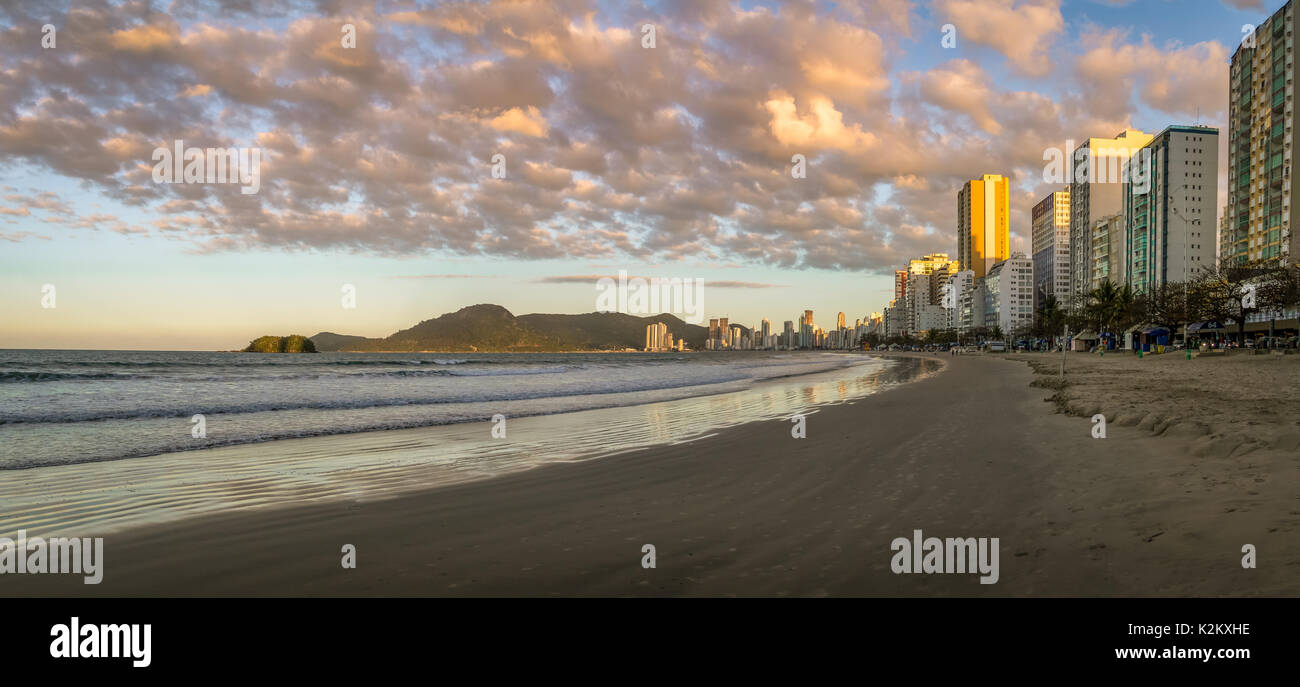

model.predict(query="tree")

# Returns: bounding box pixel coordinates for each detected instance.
[242,334,318,353]
[1143,281,1192,343]
[1115,284,1140,333]
[1085,280,1121,334]
[1034,294,1065,339]
[1191,261,1271,345]
[1257,263,1300,344]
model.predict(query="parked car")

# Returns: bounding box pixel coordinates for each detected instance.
[1258,336,1294,349]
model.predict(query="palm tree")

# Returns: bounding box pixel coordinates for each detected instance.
[1086,280,1121,334]
[1036,293,1064,339]
[1115,284,1137,332]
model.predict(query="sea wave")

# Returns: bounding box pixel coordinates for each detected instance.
[0,364,572,384]
[0,371,751,424]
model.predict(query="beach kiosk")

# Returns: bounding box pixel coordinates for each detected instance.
[1072,329,1099,352]
[1136,326,1170,353]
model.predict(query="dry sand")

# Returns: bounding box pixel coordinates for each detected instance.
[3,352,1296,597]
[1027,349,1300,457]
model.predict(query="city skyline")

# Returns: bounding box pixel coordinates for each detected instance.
[0,1,1277,349]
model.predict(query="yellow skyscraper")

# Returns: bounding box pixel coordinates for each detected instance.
[957,174,1010,280]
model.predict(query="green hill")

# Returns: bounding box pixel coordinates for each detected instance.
[308,331,377,352]
[308,304,722,352]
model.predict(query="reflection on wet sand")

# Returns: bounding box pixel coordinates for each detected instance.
[0,355,938,539]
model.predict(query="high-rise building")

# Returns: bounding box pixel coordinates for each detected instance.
[783,320,795,349]
[958,278,985,334]
[644,322,668,351]
[894,269,908,306]
[1068,129,1153,298]
[909,252,957,277]
[1220,209,1233,266]
[902,253,955,332]
[943,270,974,330]
[1090,214,1125,289]
[1031,189,1070,309]
[1123,125,1219,293]
[1227,6,1299,265]
[836,312,846,330]
[884,305,906,339]
[957,175,1010,280]
[984,254,1035,336]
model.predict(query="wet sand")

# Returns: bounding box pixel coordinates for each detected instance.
[3,353,1296,596]
[0,354,920,539]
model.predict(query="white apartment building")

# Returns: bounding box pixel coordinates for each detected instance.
[983,253,1035,336]
[1069,129,1153,298]
[942,270,974,330]
[1031,189,1070,308]
[1122,125,1219,293]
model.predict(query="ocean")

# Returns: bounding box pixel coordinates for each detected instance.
[0,349,910,469]
[0,349,930,537]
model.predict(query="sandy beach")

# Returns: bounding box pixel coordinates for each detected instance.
[3,352,1296,597]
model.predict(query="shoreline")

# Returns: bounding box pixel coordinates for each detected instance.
[3,352,1294,596]
[0,354,928,541]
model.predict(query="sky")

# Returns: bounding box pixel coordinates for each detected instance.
[0,0,1277,349]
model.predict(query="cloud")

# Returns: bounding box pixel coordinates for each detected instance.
[0,0,1231,281]
[1076,28,1229,120]
[764,94,878,151]
[935,0,1064,76]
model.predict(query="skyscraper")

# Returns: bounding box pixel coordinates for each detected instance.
[943,270,974,330]
[1068,129,1153,298]
[1123,125,1218,293]
[903,253,956,333]
[1227,6,1299,265]
[957,174,1010,280]
[800,310,814,349]
[644,322,668,351]
[984,254,1035,336]
[1031,189,1070,309]
[1090,214,1125,290]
